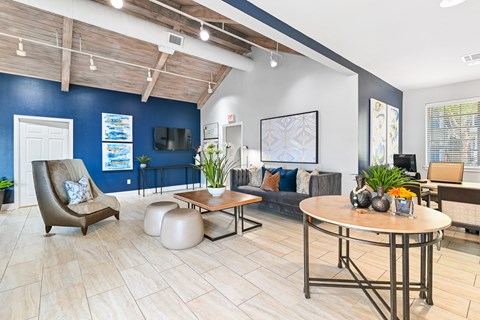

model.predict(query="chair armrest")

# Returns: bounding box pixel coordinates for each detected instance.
[230,168,250,189]
[309,172,342,197]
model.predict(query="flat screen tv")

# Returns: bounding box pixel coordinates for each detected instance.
[154,127,192,151]
[393,154,417,172]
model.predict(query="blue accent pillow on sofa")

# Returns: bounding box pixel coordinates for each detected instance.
[279,168,298,192]
[261,166,282,180]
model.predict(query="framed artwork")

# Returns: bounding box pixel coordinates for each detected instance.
[387,105,400,165]
[369,99,400,165]
[203,122,219,140]
[102,143,133,171]
[102,113,133,142]
[261,111,318,163]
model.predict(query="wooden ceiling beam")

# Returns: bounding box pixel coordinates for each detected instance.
[61,17,73,92]
[141,52,170,102]
[197,65,232,109]
[179,5,238,24]
[91,0,250,54]
[247,37,299,55]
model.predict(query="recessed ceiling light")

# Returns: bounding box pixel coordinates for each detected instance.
[440,0,467,8]
[111,0,123,9]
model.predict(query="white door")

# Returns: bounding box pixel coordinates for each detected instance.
[223,123,243,189]
[19,119,71,207]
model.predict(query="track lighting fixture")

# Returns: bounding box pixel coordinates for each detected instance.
[16,38,26,57]
[147,69,153,82]
[207,82,213,94]
[111,0,124,9]
[269,52,278,68]
[89,55,97,71]
[199,23,209,41]
[440,0,466,7]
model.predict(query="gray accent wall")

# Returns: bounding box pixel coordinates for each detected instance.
[202,48,358,194]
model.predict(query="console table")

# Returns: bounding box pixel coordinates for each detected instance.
[300,195,451,320]
[137,165,199,197]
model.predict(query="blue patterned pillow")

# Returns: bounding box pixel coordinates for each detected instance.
[64,176,93,205]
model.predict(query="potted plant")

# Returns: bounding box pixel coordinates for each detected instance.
[193,143,237,196]
[136,155,151,169]
[0,178,14,209]
[362,165,412,212]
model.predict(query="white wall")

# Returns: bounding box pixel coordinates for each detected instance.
[403,78,480,182]
[201,48,359,194]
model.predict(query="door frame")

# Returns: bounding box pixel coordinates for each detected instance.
[13,115,74,209]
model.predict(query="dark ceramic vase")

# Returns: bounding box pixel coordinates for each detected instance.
[371,186,390,212]
[349,175,372,208]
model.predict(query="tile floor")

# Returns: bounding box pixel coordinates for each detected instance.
[0,191,479,320]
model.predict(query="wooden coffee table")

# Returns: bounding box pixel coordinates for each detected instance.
[173,190,262,241]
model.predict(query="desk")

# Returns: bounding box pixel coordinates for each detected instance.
[419,180,480,190]
[137,165,199,197]
[300,195,451,320]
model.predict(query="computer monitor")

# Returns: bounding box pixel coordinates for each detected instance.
[393,154,417,173]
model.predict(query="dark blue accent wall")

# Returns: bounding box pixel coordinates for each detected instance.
[0,73,200,203]
[222,0,403,171]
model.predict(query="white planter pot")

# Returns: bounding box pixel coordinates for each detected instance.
[140,163,147,169]
[207,187,226,197]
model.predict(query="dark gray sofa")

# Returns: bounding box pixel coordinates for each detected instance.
[230,168,341,216]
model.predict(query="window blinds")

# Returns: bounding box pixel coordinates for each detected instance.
[426,99,480,167]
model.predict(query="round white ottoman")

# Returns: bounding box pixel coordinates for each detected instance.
[161,208,204,250]
[144,201,179,236]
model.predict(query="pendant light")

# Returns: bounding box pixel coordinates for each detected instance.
[147,69,153,82]
[89,55,97,71]
[111,0,123,9]
[16,38,26,57]
[199,23,210,41]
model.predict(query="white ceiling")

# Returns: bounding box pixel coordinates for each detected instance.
[201,0,480,91]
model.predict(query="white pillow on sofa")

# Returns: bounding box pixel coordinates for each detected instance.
[248,166,263,187]
[296,170,319,195]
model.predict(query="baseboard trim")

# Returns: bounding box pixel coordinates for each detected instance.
[106,183,205,197]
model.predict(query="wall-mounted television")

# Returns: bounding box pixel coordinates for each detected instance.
[154,127,192,151]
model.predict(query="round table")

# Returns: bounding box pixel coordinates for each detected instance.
[300,195,451,320]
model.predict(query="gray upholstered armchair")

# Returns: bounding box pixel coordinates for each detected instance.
[32,159,120,235]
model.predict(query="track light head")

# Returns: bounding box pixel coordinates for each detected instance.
[207,82,213,94]
[440,0,466,7]
[16,38,26,57]
[147,69,153,82]
[89,55,97,71]
[199,23,210,41]
[111,0,123,9]
[269,52,278,68]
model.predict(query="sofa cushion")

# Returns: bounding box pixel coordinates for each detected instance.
[279,168,298,192]
[64,176,93,205]
[296,169,320,194]
[261,166,282,180]
[67,194,119,215]
[261,171,280,192]
[248,166,262,187]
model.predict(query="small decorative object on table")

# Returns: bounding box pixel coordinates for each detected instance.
[388,187,416,217]
[193,143,238,197]
[362,165,412,213]
[136,155,151,169]
[349,175,372,208]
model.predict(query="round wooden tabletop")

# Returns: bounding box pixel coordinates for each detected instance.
[300,195,452,234]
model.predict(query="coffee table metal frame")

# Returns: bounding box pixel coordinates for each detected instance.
[303,214,444,320]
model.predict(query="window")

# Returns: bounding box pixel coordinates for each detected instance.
[426,98,480,168]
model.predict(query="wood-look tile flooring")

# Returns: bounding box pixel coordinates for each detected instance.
[0,191,479,320]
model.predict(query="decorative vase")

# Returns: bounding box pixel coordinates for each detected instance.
[394,198,414,216]
[207,186,226,197]
[349,175,372,208]
[371,186,390,212]
[140,163,147,169]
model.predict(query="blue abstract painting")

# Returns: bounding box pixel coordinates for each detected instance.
[102,113,133,142]
[102,143,133,171]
